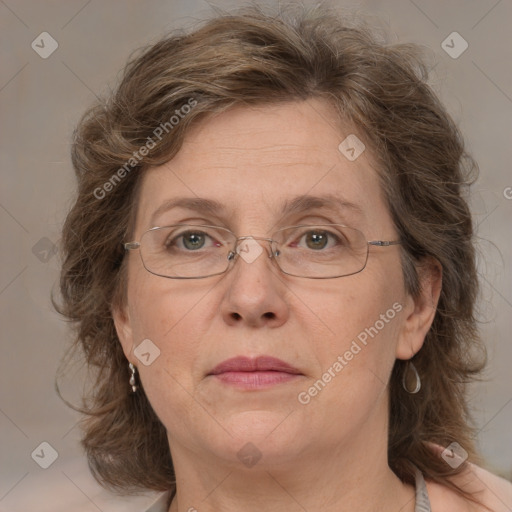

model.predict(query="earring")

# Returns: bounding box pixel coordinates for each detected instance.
[129,362,138,393]
[402,360,421,394]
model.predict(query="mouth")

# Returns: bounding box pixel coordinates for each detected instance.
[207,356,303,390]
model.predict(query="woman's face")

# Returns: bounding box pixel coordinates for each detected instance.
[114,99,433,471]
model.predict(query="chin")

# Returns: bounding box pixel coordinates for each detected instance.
[206,410,309,466]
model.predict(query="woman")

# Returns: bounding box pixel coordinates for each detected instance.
[58,5,512,512]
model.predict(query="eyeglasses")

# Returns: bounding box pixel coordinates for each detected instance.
[123,224,401,279]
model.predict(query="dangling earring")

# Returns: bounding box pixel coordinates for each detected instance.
[402,360,421,394]
[129,363,138,393]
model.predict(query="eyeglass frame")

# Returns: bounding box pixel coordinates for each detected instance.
[123,223,402,280]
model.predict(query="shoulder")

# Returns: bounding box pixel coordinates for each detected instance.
[468,464,512,512]
[426,464,512,512]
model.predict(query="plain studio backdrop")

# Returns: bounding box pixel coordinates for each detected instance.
[0,1,511,510]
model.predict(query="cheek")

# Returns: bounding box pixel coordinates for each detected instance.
[125,280,213,441]
[127,256,211,335]
[125,272,209,385]
[305,268,406,391]
[296,294,404,439]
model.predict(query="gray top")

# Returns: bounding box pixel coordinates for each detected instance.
[148,469,432,511]
[414,467,432,512]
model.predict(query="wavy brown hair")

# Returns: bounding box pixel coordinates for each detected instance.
[57,3,486,502]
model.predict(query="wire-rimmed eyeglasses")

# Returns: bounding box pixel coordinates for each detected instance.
[123,224,401,279]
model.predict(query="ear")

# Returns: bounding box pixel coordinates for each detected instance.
[112,302,136,363]
[396,257,442,360]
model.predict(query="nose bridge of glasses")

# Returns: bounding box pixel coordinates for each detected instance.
[234,235,276,262]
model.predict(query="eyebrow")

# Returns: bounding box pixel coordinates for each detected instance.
[150,194,364,226]
[281,194,364,219]
[150,197,226,225]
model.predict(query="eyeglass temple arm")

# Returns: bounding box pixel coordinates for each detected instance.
[368,240,401,247]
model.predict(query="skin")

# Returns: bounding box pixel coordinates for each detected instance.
[114,98,444,512]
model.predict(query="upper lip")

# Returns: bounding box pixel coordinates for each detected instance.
[208,356,302,375]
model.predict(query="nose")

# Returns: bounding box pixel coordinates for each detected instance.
[219,237,290,328]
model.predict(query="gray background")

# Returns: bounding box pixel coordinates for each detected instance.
[1,0,511,510]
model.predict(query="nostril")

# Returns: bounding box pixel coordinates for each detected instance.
[263,312,276,320]
[231,312,242,321]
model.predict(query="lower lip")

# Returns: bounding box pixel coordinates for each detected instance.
[211,371,301,389]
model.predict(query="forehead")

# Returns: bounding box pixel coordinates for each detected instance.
[135,99,391,233]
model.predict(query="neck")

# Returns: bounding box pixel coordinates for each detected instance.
[167,419,416,512]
